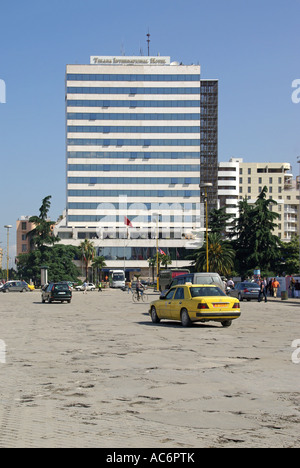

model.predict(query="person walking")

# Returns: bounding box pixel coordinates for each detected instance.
[295,280,300,298]
[258,277,268,303]
[290,277,296,298]
[127,280,132,294]
[83,281,88,294]
[272,278,280,298]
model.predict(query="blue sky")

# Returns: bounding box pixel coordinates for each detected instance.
[0,0,299,261]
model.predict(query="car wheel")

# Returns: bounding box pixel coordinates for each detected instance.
[238,293,243,302]
[222,320,232,328]
[47,297,52,304]
[181,309,192,327]
[151,306,160,324]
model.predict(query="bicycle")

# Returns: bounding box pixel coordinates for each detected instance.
[132,290,148,303]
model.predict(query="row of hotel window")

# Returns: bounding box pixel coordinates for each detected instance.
[67,177,198,185]
[67,164,200,172]
[220,186,288,194]
[67,151,201,159]
[67,74,201,82]
[67,215,198,223]
[67,202,197,210]
[67,112,201,121]
[68,189,198,197]
[67,125,200,134]
[67,138,200,147]
[67,100,200,108]
[67,87,200,95]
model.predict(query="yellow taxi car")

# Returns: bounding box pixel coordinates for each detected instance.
[149,284,241,327]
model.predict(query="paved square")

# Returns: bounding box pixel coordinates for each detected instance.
[0,289,299,447]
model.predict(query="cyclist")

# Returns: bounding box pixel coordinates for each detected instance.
[136,279,145,300]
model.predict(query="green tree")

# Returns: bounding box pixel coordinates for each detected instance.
[279,236,300,275]
[160,253,172,269]
[189,233,235,276]
[91,255,107,283]
[29,196,60,251]
[79,239,96,281]
[231,187,280,276]
[209,207,232,237]
[17,245,80,284]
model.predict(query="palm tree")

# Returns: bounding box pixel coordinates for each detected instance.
[190,233,235,276]
[79,239,96,281]
[161,253,172,269]
[92,255,107,283]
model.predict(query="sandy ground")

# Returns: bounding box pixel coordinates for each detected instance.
[0,288,299,448]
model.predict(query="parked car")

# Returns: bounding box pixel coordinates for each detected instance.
[227,282,260,301]
[75,283,96,291]
[162,272,225,295]
[150,284,240,328]
[42,283,72,303]
[1,281,29,293]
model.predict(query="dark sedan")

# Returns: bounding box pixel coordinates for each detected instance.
[42,283,72,304]
[228,282,260,301]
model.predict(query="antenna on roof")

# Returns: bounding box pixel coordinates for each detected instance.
[147,30,151,56]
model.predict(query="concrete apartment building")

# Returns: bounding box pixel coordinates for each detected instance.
[218,158,300,241]
[54,54,218,276]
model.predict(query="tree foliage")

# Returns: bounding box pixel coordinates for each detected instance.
[29,196,60,250]
[188,233,235,276]
[209,207,232,237]
[17,245,80,284]
[79,239,96,280]
[231,187,281,275]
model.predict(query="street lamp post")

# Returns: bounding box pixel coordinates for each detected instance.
[4,225,12,282]
[153,213,161,291]
[297,157,300,274]
[200,183,213,273]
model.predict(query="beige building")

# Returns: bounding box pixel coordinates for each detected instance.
[218,158,300,241]
[16,217,35,257]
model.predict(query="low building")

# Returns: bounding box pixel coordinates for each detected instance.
[16,216,35,257]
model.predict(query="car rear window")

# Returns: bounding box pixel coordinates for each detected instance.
[54,284,70,291]
[190,287,226,297]
[242,283,260,289]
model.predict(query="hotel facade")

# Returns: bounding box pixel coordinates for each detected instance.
[55,56,218,275]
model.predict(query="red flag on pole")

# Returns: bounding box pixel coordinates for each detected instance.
[124,216,133,227]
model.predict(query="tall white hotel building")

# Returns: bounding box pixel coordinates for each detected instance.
[56,55,218,277]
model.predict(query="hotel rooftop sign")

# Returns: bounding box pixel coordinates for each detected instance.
[90,56,171,66]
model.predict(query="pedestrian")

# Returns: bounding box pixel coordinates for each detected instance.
[290,277,296,298]
[127,280,132,294]
[98,281,102,292]
[295,280,300,299]
[268,278,273,297]
[272,278,280,298]
[83,281,88,294]
[258,277,268,303]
